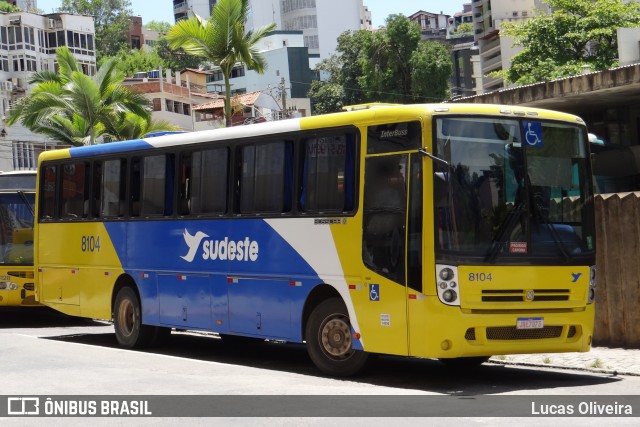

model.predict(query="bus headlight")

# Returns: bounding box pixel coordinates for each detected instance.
[588,266,596,304]
[0,282,18,290]
[436,265,460,306]
[442,289,457,303]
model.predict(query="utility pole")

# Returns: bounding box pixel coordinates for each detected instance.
[280,77,286,115]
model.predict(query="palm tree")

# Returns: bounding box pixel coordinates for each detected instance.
[166,0,276,127]
[6,46,153,145]
[103,112,182,142]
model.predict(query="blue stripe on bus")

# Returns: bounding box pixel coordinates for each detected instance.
[69,139,153,157]
[103,219,332,343]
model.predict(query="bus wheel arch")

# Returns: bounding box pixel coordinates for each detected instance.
[111,274,166,349]
[303,287,370,376]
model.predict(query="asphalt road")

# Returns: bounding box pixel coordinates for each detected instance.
[1,307,639,425]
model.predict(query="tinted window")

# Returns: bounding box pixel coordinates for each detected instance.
[61,162,88,218]
[100,159,126,217]
[363,155,408,283]
[179,148,228,215]
[240,141,291,213]
[40,165,57,219]
[301,133,356,213]
[131,154,173,217]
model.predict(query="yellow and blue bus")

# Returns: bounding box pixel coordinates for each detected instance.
[35,104,596,376]
[0,171,36,306]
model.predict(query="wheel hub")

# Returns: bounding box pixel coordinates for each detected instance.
[321,317,353,358]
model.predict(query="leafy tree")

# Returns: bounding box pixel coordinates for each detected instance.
[6,47,152,145]
[103,112,181,141]
[308,15,453,114]
[100,48,164,77]
[145,20,171,34]
[498,0,640,85]
[450,22,474,39]
[410,41,454,102]
[153,36,202,72]
[59,0,134,60]
[0,1,20,12]
[307,57,346,115]
[166,0,276,127]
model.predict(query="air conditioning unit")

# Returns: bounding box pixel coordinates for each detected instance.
[1,81,13,91]
[9,17,21,26]
[48,19,56,29]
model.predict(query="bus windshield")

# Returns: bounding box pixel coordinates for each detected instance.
[434,117,594,264]
[0,192,35,265]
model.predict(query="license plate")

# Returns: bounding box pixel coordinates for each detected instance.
[516,317,544,330]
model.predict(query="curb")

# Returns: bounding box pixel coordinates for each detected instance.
[487,359,639,377]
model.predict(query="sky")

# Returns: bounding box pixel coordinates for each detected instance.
[36,0,460,28]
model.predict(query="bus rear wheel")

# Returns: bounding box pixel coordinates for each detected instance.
[113,287,155,349]
[438,356,490,368]
[305,298,369,377]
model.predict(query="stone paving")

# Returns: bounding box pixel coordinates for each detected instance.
[489,347,640,376]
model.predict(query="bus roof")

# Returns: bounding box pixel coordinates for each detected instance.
[0,170,36,191]
[37,103,585,163]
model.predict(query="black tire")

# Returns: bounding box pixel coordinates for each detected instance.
[439,356,490,368]
[305,297,369,377]
[113,287,155,349]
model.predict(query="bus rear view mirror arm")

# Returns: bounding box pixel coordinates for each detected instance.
[418,147,450,168]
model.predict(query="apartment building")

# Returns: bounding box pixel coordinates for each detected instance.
[173,0,367,67]
[0,11,96,171]
[408,10,449,41]
[472,0,549,93]
[204,31,314,121]
[173,0,216,22]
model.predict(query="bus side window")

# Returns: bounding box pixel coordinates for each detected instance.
[100,159,126,218]
[40,165,57,219]
[61,162,89,219]
[178,152,192,215]
[139,155,169,216]
[240,141,291,214]
[300,132,356,213]
[191,148,228,215]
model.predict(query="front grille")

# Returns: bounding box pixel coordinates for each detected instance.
[486,326,563,340]
[465,325,579,341]
[481,289,570,302]
[465,328,476,341]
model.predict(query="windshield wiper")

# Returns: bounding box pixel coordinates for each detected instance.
[530,200,572,263]
[485,201,525,263]
[17,190,35,217]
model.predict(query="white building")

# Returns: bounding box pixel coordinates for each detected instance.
[173,0,216,21]
[174,0,367,67]
[204,31,313,120]
[0,11,96,171]
[472,0,549,93]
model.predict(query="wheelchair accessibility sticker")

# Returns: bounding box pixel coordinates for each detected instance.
[524,121,544,148]
[369,284,380,301]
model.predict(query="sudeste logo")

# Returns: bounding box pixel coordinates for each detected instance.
[181,229,259,263]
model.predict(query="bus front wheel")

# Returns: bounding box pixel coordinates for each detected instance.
[305,298,369,377]
[113,287,154,349]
